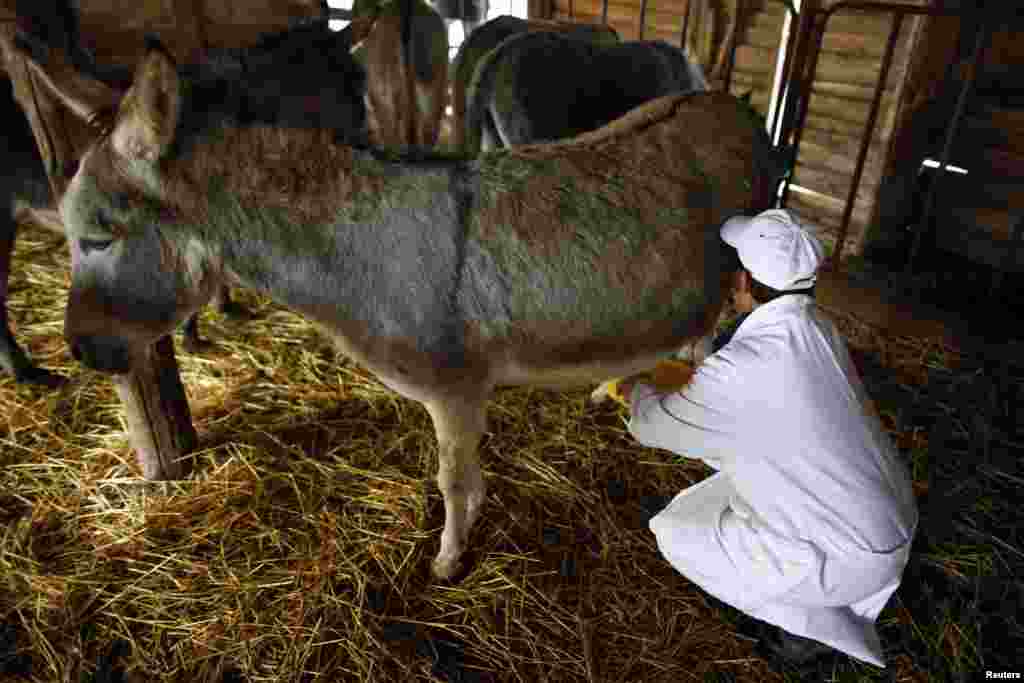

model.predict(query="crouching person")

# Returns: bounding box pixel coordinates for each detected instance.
[618,209,918,668]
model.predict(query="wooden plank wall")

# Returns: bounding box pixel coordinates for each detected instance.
[75,0,323,65]
[732,1,787,115]
[69,0,960,264]
[546,0,788,98]
[200,0,322,46]
[784,1,928,260]
[76,0,190,63]
[541,0,940,261]
[883,9,1024,262]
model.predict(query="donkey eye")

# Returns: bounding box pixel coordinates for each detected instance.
[95,209,113,229]
[79,237,114,254]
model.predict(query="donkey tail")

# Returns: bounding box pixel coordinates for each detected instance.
[463,33,510,155]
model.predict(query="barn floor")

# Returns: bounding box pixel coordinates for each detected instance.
[1,223,1021,682]
[853,234,1024,348]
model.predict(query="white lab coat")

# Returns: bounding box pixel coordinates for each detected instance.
[629,294,918,667]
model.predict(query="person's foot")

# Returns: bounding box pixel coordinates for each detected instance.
[757,625,837,665]
[638,494,673,525]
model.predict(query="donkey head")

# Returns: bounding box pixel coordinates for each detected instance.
[58,44,216,373]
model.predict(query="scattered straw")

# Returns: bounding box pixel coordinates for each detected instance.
[2,222,1019,681]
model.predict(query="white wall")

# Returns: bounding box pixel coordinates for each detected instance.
[447,0,528,58]
[327,0,352,31]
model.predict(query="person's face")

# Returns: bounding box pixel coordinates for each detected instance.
[731,269,756,314]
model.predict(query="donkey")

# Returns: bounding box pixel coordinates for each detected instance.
[349,0,448,152]
[51,41,778,579]
[464,32,708,154]
[0,16,367,384]
[450,15,620,154]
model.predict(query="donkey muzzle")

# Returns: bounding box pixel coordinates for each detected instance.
[69,334,133,374]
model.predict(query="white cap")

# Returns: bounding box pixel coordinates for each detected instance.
[720,209,826,291]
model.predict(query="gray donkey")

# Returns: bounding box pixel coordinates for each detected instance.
[47,40,777,579]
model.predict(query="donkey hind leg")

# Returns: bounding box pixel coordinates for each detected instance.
[180,312,210,354]
[0,310,64,387]
[0,220,63,387]
[426,396,488,580]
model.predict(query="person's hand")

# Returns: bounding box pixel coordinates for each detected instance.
[615,373,647,407]
[590,373,647,408]
[590,361,694,409]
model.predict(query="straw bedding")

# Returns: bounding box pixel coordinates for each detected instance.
[2,220,1021,681]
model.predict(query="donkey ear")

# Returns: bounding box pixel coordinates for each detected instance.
[111,43,181,163]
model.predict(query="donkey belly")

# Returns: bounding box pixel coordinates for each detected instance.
[453,235,724,391]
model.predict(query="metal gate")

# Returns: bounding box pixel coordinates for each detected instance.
[772,1,1020,285]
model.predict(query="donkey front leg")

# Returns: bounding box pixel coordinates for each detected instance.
[180,313,208,354]
[212,285,253,321]
[425,396,488,580]
[180,286,253,353]
[0,219,63,386]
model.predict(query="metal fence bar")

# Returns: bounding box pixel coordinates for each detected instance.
[638,0,648,39]
[830,12,903,270]
[774,5,820,205]
[601,0,609,25]
[905,17,988,279]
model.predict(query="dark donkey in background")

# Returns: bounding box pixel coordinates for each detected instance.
[43,39,779,578]
[464,31,708,154]
[0,7,367,385]
[449,15,620,154]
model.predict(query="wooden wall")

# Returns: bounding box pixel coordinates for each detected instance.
[877,4,1024,269]
[72,0,324,65]
[545,0,772,91]
[14,0,1002,267]
[538,0,946,262]
[784,1,929,260]
[728,0,933,261]
[731,1,787,115]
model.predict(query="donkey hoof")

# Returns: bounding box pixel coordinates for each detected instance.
[181,334,215,355]
[431,554,465,581]
[15,365,66,389]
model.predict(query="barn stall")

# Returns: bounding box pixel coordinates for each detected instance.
[1,0,1022,680]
